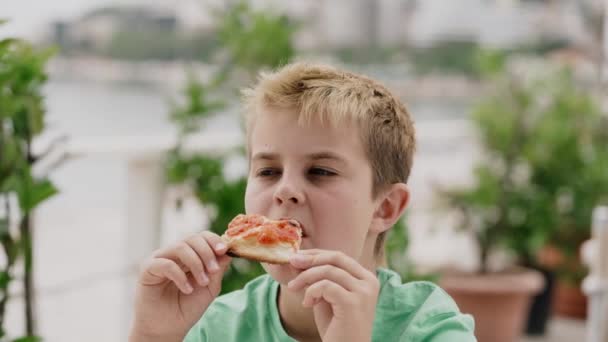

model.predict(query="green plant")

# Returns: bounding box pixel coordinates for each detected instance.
[216,1,296,78]
[0,22,56,341]
[440,52,608,276]
[409,40,481,76]
[523,70,608,284]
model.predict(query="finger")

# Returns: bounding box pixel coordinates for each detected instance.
[201,231,229,255]
[186,235,221,275]
[172,242,209,286]
[208,254,233,289]
[288,264,357,291]
[290,250,371,280]
[302,279,351,308]
[145,258,193,294]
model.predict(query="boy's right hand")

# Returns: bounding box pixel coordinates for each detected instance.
[129,231,232,342]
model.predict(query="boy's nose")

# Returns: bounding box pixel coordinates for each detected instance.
[274,180,305,206]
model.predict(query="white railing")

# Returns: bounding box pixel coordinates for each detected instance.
[583,206,608,342]
[60,132,243,335]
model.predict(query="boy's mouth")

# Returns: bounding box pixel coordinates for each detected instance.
[281,217,307,238]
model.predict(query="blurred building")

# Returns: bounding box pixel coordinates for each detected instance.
[50,0,595,57]
[258,0,409,50]
[244,0,588,51]
[407,0,589,48]
[51,7,178,52]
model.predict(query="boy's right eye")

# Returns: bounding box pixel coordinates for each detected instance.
[256,168,281,177]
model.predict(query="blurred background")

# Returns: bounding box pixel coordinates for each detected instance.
[1,0,607,341]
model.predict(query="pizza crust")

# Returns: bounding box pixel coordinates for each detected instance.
[222,235,297,264]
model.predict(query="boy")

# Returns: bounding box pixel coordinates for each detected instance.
[129,63,475,342]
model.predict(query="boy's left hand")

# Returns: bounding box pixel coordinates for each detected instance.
[287,249,380,342]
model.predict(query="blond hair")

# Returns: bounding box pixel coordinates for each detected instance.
[242,62,416,257]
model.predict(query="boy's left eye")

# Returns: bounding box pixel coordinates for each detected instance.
[308,167,336,177]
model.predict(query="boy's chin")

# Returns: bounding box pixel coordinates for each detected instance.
[262,262,302,285]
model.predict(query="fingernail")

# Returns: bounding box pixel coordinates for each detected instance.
[209,260,219,272]
[215,243,227,251]
[184,283,194,294]
[287,280,295,289]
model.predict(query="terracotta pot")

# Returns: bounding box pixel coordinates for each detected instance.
[553,280,587,319]
[537,244,588,319]
[440,268,544,342]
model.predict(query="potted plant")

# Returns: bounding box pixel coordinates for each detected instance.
[497,64,608,330]
[438,48,608,339]
[521,67,608,320]
[436,53,558,342]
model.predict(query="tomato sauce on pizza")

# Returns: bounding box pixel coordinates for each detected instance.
[222,214,302,264]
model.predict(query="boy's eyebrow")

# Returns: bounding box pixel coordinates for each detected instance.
[251,152,279,161]
[307,152,347,164]
[250,151,347,164]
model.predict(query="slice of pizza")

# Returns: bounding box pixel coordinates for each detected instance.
[221,214,302,264]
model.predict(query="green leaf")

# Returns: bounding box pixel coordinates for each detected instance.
[0,218,8,239]
[0,38,18,52]
[475,49,507,77]
[26,179,58,213]
[12,336,42,342]
[0,271,11,289]
[0,136,22,185]
[169,74,226,137]
[217,0,295,73]
[13,170,58,213]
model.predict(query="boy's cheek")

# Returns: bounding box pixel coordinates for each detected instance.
[244,182,268,212]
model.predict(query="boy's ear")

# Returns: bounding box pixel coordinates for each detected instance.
[371,183,409,234]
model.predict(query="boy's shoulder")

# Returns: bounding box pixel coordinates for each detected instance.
[377,268,458,312]
[375,268,476,341]
[377,268,458,310]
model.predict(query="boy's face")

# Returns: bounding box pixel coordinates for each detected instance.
[245,108,381,284]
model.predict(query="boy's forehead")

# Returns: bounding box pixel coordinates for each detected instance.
[247,109,367,160]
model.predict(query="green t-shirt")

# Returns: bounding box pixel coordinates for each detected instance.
[184,268,476,342]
